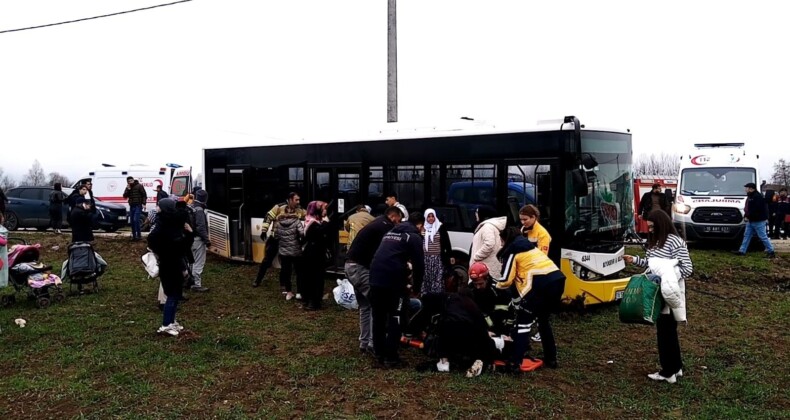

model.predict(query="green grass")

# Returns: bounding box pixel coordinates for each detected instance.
[0,234,788,418]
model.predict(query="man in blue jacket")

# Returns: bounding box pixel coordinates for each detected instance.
[735,182,775,258]
[369,212,425,368]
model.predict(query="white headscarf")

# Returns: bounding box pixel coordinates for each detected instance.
[423,208,442,250]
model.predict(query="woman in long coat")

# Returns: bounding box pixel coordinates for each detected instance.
[301,201,333,310]
[148,198,191,336]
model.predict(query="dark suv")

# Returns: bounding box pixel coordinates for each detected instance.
[2,186,128,232]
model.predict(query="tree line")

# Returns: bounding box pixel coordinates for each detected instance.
[0,160,71,191]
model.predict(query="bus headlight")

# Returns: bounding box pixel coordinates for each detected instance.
[674,203,691,214]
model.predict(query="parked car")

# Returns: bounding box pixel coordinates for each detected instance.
[2,186,128,232]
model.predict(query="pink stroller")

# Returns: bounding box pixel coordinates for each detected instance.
[7,242,65,308]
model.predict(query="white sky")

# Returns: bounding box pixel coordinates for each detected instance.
[1,0,789,183]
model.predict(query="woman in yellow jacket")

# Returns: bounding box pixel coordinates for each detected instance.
[519,204,551,255]
[495,227,565,371]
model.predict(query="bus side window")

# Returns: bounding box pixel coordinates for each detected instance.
[434,206,467,230]
[507,197,521,225]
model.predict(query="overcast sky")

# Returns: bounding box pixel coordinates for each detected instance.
[1,0,789,184]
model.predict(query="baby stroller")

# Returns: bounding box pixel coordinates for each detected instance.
[61,242,107,295]
[6,242,65,308]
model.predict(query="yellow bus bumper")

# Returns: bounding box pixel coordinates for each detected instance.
[560,259,629,307]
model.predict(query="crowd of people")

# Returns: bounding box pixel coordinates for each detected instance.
[11,181,790,383]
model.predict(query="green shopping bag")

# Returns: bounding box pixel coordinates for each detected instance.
[618,274,662,325]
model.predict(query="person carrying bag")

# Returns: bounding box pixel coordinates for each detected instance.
[623,209,693,384]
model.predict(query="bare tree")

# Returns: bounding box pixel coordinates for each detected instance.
[0,167,18,191]
[770,158,790,187]
[633,153,680,177]
[23,160,47,186]
[47,172,71,187]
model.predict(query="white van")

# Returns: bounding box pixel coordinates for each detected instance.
[72,163,193,212]
[672,143,759,242]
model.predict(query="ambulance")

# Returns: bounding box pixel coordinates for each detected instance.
[672,143,759,242]
[72,163,193,212]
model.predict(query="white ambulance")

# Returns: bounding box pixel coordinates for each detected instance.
[672,143,759,242]
[72,163,193,212]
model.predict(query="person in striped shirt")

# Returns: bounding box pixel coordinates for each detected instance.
[624,209,693,384]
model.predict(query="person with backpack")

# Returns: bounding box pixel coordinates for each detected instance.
[49,183,67,234]
[189,190,210,292]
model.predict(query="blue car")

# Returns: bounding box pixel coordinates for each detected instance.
[2,186,128,232]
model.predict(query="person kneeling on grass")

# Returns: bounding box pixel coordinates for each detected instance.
[495,227,566,372]
[148,198,192,337]
[409,291,505,377]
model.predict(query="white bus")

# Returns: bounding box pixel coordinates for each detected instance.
[202,117,635,307]
[673,143,759,243]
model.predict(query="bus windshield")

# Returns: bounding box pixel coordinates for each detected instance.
[565,132,633,241]
[679,167,755,196]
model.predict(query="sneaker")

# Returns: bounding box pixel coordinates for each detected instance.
[436,360,450,372]
[191,286,210,292]
[647,371,677,384]
[676,369,684,378]
[766,251,776,259]
[157,324,179,336]
[252,279,261,288]
[171,321,184,332]
[466,360,484,377]
[285,292,295,301]
[730,250,746,256]
[531,332,542,343]
[295,293,302,300]
[359,346,376,357]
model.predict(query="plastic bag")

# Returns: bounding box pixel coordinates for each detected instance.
[333,278,358,310]
[618,274,662,325]
[141,251,159,279]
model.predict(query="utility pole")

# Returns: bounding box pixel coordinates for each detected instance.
[387,0,398,123]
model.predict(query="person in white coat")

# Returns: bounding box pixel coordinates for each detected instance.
[623,209,693,384]
[470,206,507,277]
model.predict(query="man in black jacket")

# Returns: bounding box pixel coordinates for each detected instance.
[638,183,670,219]
[345,206,403,355]
[123,177,148,241]
[735,183,775,258]
[369,212,425,367]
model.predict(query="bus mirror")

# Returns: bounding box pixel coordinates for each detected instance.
[572,169,589,197]
[581,154,598,170]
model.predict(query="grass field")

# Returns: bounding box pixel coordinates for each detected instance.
[1,233,788,419]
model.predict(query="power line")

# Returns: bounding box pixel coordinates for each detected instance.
[0,0,194,34]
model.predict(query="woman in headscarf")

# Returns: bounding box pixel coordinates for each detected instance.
[301,201,332,310]
[420,208,453,295]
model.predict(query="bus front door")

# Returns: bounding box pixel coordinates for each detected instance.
[309,166,362,272]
